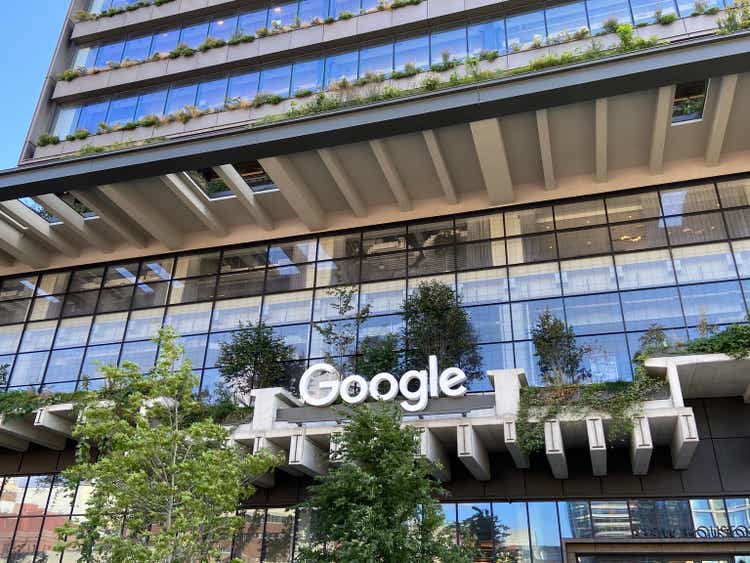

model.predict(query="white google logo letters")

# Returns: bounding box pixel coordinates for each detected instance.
[298,355,467,412]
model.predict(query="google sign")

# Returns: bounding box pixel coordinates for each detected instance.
[298,355,468,412]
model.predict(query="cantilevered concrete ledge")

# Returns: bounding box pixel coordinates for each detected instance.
[0,403,76,452]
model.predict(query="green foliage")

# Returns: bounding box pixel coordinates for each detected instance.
[655,9,679,23]
[685,322,750,359]
[73,128,90,140]
[58,67,86,81]
[391,61,420,79]
[286,93,343,118]
[531,310,591,386]
[717,0,750,30]
[228,31,256,45]
[296,404,474,563]
[168,43,197,58]
[314,285,371,374]
[390,0,424,8]
[602,17,621,33]
[357,333,401,376]
[672,95,706,118]
[56,327,278,563]
[402,281,481,381]
[354,71,386,86]
[324,15,336,23]
[421,75,441,90]
[294,88,315,98]
[217,321,301,395]
[253,92,285,107]
[478,49,500,62]
[37,133,60,147]
[197,37,227,52]
[338,10,355,19]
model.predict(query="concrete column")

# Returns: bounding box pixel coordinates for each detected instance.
[249,388,302,431]
[586,416,607,477]
[503,418,529,469]
[666,363,684,408]
[456,424,490,481]
[545,419,567,479]
[289,432,329,477]
[415,427,450,481]
[630,415,653,475]
[671,412,699,469]
[489,369,527,418]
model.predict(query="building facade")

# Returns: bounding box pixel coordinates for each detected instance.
[1,0,750,560]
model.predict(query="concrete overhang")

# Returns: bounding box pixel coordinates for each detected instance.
[3,31,750,200]
[647,354,750,401]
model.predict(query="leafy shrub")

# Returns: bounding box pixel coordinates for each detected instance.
[197,37,227,52]
[256,26,269,37]
[602,16,620,33]
[138,114,160,127]
[420,75,440,90]
[655,9,679,24]
[478,49,500,62]
[294,88,314,98]
[168,43,196,58]
[228,31,255,45]
[252,93,285,107]
[73,128,90,140]
[390,0,423,7]
[36,133,60,147]
[338,10,354,19]
[390,61,419,79]
[58,67,86,81]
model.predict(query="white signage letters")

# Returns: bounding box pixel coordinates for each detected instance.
[298,355,467,412]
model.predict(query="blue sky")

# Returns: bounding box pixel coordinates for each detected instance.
[0,2,68,170]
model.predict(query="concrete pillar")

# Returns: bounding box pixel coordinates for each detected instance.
[630,415,653,475]
[545,419,568,479]
[671,412,699,469]
[415,427,450,481]
[457,424,490,481]
[503,418,529,469]
[586,416,607,477]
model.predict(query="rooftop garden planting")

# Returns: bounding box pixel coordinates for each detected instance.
[73,0,175,22]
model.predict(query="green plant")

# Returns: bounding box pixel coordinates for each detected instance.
[294,88,314,98]
[286,93,344,117]
[354,71,386,86]
[37,133,60,147]
[217,321,302,394]
[716,0,750,33]
[420,75,440,90]
[478,49,500,62]
[685,321,750,359]
[391,61,419,79]
[296,404,474,563]
[197,36,227,52]
[253,92,285,107]
[168,43,197,58]
[573,26,591,39]
[77,143,106,155]
[655,9,679,24]
[692,0,708,13]
[531,310,592,386]
[228,31,255,45]
[314,285,371,374]
[324,15,336,23]
[58,67,86,81]
[138,114,160,127]
[357,333,401,376]
[390,0,423,7]
[402,281,481,381]
[602,17,620,33]
[705,6,720,13]
[55,327,278,562]
[73,128,90,140]
[338,10,355,19]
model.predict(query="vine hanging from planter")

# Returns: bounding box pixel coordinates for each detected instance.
[515,312,665,454]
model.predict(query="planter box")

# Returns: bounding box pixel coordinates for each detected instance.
[52,71,110,100]
[593,31,621,50]
[70,19,98,40]
[216,108,253,127]
[120,126,156,143]
[61,137,94,154]
[194,45,229,68]
[95,12,129,34]
[258,32,293,56]
[156,120,186,136]
[507,47,549,70]
[250,99,292,121]
[391,1,427,26]
[466,0,498,8]
[166,54,201,75]
[548,37,594,57]
[291,25,325,48]
[227,40,261,63]
[135,58,170,81]
[637,19,687,40]
[90,131,125,147]
[179,0,209,13]
[323,17,358,42]
[684,12,721,33]
[428,0,465,19]
[646,353,750,402]
[33,143,64,160]
[124,5,154,26]
[478,57,507,74]
[357,9,392,34]
[106,64,140,89]
[183,112,220,133]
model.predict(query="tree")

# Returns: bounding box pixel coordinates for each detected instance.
[401,281,481,381]
[217,321,301,395]
[356,333,401,376]
[531,309,591,386]
[57,327,278,563]
[296,404,474,563]
[314,285,371,374]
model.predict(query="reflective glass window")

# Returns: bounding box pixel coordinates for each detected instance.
[630,0,678,23]
[621,286,684,330]
[615,249,676,289]
[559,501,593,538]
[262,508,295,561]
[493,502,531,561]
[29,295,63,321]
[196,78,228,110]
[330,0,359,17]
[672,243,736,283]
[579,333,632,381]
[529,502,562,563]
[629,499,693,538]
[468,19,507,57]
[94,41,124,67]
[358,314,402,344]
[558,226,611,258]
[97,286,135,312]
[37,272,70,296]
[607,191,662,222]
[717,178,750,208]
[138,257,174,282]
[62,291,98,317]
[292,59,325,94]
[262,291,313,324]
[506,11,547,51]
[73,46,97,68]
[77,101,109,133]
[0,301,30,325]
[122,35,152,61]
[238,9,269,35]
[150,29,180,56]
[430,27,467,65]
[661,184,720,215]
[359,280,405,315]
[315,259,360,287]
[135,90,168,120]
[561,256,618,295]
[10,351,49,387]
[209,15,238,40]
[546,2,589,42]
[0,276,36,300]
[509,263,562,300]
[179,22,210,48]
[665,212,726,245]
[512,298,565,341]
[216,271,265,299]
[233,509,266,561]
[680,281,746,325]
[363,226,406,254]
[362,253,407,282]
[228,72,260,103]
[259,65,292,97]
[466,304,512,342]
[20,321,57,352]
[506,206,555,235]
[458,268,509,305]
[395,35,430,71]
[724,208,750,238]
[726,498,750,528]
[690,499,728,528]
[408,247,455,277]
[106,95,138,126]
[733,239,750,277]
[457,503,494,560]
[556,199,606,229]
[132,281,169,308]
[269,1,298,28]
[45,347,85,383]
[80,343,120,380]
[175,251,221,278]
[359,43,393,77]
[0,325,22,355]
[409,220,454,248]
[590,500,631,537]
[506,233,557,264]
[265,263,316,293]
[457,213,504,242]
[125,308,164,341]
[51,106,81,138]
[89,312,128,345]
[610,219,668,252]
[565,292,623,335]
[318,234,360,260]
[54,317,92,349]
[164,302,212,334]
[212,297,261,331]
[104,263,138,287]
[165,83,198,115]
[586,0,633,33]
[299,0,327,23]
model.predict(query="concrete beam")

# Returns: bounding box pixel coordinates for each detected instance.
[595,98,608,183]
[630,415,653,475]
[259,156,326,230]
[71,188,149,247]
[586,416,607,477]
[33,403,75,437]
[317,149,367,217]
[545,419,567,479]
[666,363,685,408]
[705,74,738,166]
[214,165,274,230]
[0,433,29,452]
[35,194,114,252]
[0,415,67,450]
[535,109,556,190]
[0,200,78,257]
[251,436,289,487]
[671,412,699,469]
[456,424,490,481]
[490,369,527,417]
[98,184,184,249]
[415,427,450,481]
[649,85,676,174]
[503,418,529,469]
[162,174,227,235]
[469,118,514,204]
[369,139,412,212]
[0,218,49,269]
[289,432,328,476]
[422,130,458,204]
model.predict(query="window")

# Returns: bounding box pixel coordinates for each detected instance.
[165,83,198,114]
[561,256,618,295]
[269,1,299,28]
[676,0,723,15]
[122,35,152,61]
[506,11,547,51]
[466,304,512,342]
[430,27,467,65]
[238,9,269,35]
[179,22,210,48]
[529,502,562,562]
[665,212,726,245]
[672,80,707,123]
[94,41,124,67]
[298,0,327,23]
[395,35,430,71]
[51,107,81,138]
[565,292,623,335]
[196,78,229,111]
[330,0,359,17]
[259,65,292,97]
[72,46,97,69]
[150,29,180,56]
[468,19,507,57]
[227,72,260,104]
[208,16,238,41]
[672,242,736,283]
[680,281,745,325]
[106,96,138,126]
[610,219,668,252]
[135,90,168,119]
[506,206,554,235]
[555,199,607,229]
[77,101,109,133]
[546,2,590,42]
[718,177,750,208]
[234,161,276,192]
[292,59,325,94]
[509,263,562,300]
[590,501,631,537]
[457,503,494,560]
[661,184,719,215]
[630,0,678,24]
[607,191,662,222]
[358,43,393,77]
[325,50,358,87]
[586,0,633,33]
[621,286,684,330]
